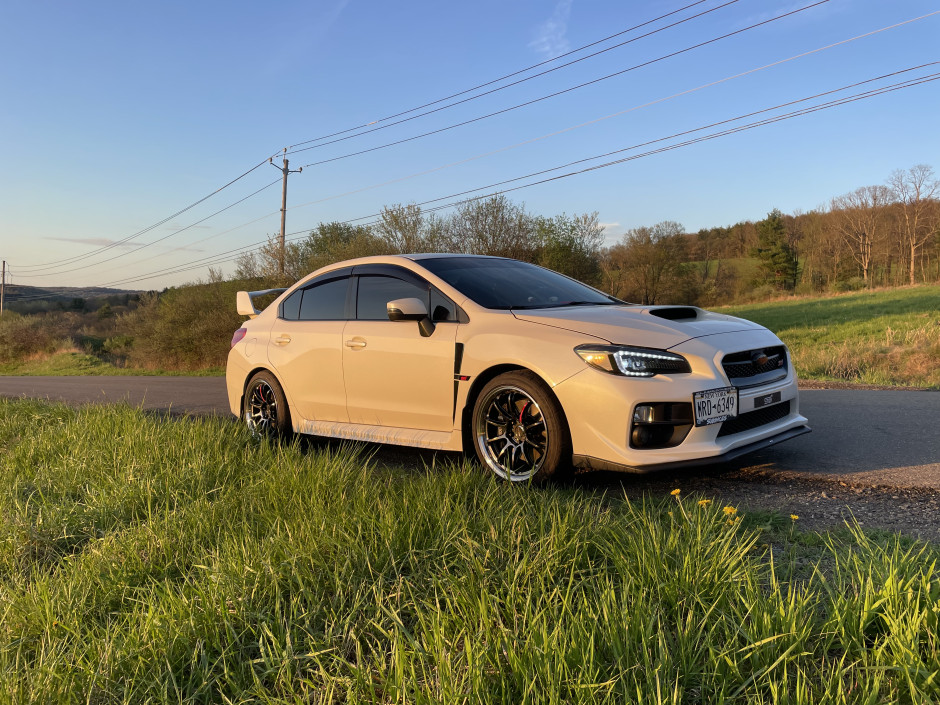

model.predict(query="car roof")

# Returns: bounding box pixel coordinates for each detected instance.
[402,253,513,262]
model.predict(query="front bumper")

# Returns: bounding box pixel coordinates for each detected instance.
[572,424,811,473]
[553,329,810,472]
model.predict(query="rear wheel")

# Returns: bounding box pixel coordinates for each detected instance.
[471,371,570,484]
[244,371,292,439]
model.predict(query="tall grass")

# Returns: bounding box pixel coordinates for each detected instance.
[0,399,938,703]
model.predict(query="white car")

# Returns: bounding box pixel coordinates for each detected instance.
[226,254,810,483]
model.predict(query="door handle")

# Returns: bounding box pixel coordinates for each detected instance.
[345,338,367,349]
[273,335,292,346]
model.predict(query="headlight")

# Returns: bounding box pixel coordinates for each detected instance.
[575,344,691,377]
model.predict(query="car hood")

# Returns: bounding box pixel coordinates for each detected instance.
[512,305,765,349]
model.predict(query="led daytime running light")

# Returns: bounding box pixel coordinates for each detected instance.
[575,345,690,377]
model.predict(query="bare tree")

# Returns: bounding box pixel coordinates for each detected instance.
[831,185,892,285]
[888,164,939,285]
[448,195,536,259]
[611,221,688,304]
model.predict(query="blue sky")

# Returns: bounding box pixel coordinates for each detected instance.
[1,0,938,289]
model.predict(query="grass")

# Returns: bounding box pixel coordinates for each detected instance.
[1,399,939,703]
[0,352,225,377]
[718,284,940,388]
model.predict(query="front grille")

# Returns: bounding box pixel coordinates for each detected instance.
[721,345,788,388]
[717,400,790,438]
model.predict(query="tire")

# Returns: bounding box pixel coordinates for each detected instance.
[471,370,571,484]
[243,371,292,439]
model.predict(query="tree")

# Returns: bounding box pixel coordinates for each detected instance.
[533,212,605,284]
[606,221,689,304]
[831,185,891,285]
[376,203,451,254]
[751,209,799,290]
[888,164,939,285]
[447,195,537,260]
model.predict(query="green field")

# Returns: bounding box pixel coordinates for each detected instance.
[719,284,940,388]
[1,398,938,703]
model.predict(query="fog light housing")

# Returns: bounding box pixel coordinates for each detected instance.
[630,402,694,449]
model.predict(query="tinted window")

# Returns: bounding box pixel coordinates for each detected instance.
[357,275,428,320]
[280,290,302,320]
[419,257,619,310]
[299,278,349,320]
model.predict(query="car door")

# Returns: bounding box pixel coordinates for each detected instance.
[342,268,459,432]
[266,272,352,423]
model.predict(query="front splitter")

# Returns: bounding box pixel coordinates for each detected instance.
[572,425,812,474]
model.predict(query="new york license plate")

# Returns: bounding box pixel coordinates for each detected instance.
[693,387,738,426]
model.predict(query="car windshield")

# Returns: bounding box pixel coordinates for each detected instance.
[419,257,623,310]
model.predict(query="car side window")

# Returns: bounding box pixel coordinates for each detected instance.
[357,275,428,320]
[298,278,350,321]
[280,290,302,320]
[430,288,457,322]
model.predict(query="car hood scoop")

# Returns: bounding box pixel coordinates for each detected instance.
[512,305,764,348]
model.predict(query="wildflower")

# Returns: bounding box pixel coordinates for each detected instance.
[790,514,799,521]
[671,489,681,496]
[698,499,712,507]
[723,506,737,516]
[668,511,674,517]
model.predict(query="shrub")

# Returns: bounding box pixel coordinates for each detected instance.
[121,274,249,370]
[0,313,61,363]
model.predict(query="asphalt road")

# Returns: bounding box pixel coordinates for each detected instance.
[2,376,938,490]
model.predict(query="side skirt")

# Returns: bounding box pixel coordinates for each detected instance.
[297,418,463,451]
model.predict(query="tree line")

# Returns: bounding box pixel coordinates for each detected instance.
[235,163,940,307]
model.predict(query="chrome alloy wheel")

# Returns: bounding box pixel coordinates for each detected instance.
[475,385,549,481]
[245,379,279,437]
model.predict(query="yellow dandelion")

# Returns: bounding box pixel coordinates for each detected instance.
[790,514,799,521]
[723,506,737,516]
[668,511,674,517]
[698,499,712,507]
[670,488,681,496]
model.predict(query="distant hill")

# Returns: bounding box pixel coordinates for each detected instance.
[2,284,142,303]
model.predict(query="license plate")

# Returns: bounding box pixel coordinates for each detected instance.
[693,387,738,426]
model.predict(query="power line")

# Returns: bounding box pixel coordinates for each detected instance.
[338,63,940,221]
[73,65,937,293]
[279,13,938,221]
[284,0,716,151]
[15,155,280,272]
[293,0,834,168]
[16,179,281,279]
[285,0,743,155]
[11,2,722,277]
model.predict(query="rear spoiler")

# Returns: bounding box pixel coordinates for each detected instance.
[236,288,287,319]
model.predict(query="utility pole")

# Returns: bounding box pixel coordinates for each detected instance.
[270,148,303,277]
[0,260,5,317]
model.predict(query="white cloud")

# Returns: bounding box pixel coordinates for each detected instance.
[598,221,620,230]
[529,0,574,59]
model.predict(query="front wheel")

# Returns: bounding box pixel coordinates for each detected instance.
[471,371,571,484]
[243,371,292,439]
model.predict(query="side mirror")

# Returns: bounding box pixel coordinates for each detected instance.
[387,298,435,337]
